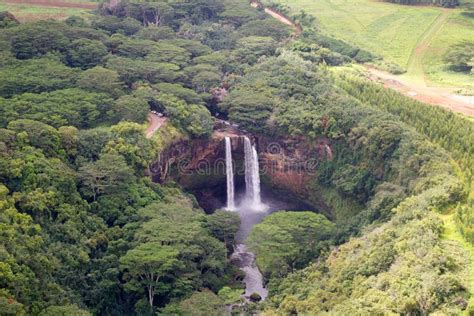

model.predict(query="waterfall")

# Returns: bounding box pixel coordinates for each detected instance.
[225,137,235,211]
[244,136,264,209]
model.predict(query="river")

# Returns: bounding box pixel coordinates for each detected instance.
[230,188,307,300]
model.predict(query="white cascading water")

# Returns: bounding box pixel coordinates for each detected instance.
[225,137,235,211]
[229,136,270,303]
[244,136,265,210]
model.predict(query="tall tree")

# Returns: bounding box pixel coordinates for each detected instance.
[78,153,134,200]
[205,210,240,251]
[120,242,181,307]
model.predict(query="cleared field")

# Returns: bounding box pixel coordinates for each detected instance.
[270,0,473,89]
[0,0,96,21]
[271,0,441,67]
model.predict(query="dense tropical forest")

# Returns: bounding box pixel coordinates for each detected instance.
[0,0,472,315]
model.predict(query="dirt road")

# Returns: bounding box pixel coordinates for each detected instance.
[145,113,167,139]
[405,9,449,84]
[367,67,474,116]
[251,1,293,27]
[250,1,301,36]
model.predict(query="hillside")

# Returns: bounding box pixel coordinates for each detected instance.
[0,0,472,315]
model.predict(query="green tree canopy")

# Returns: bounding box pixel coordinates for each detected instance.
[248,211,336,278]
[0,57,77,97]
[110,94,149,123]
[79,153,135,200]
[178,289,225,315]
[7,119,60,156]
[0,88,113,128]
[66,38,108,69]
[152,82,203,104]
[204,210,240,251]
[76,66,124,98]
[120,242,181,307]
[38,305,91,316]
[135,25,176,41]
[10,21,69,59]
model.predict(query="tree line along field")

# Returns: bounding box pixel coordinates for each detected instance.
[0,0,97,22]
[268,0,474,90]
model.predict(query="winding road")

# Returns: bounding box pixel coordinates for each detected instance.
[250,1,294,27]
[367,67,474,116]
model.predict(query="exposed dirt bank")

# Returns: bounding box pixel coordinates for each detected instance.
[367,67,474,116]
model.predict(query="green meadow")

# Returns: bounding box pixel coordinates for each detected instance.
[423,10,474,89]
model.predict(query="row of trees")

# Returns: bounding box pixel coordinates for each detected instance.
[335,71,474,243]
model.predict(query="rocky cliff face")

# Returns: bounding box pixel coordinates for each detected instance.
[149,121,333,212]
[256,136,332,193]
[149,121,247,184]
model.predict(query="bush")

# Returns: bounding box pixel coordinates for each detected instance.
[354,49,376,63]
[444,42,474,72]
[240,18,291,41]
[0,11,19,28]
[371,60,406,74]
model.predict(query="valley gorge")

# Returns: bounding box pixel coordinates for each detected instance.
[149,121,329,302]
[0,0,472,314]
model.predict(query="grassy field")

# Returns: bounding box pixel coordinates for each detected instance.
[270,0,473,89]
[0,0,96,22]
[272,0,441,66]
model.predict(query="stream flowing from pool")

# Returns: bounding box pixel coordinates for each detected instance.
[225,137,290,301]
[230,190,300,301]
[223,136,307,301]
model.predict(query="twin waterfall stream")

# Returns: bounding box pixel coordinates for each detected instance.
[225,137,235,211]
[243,137,264,209]
[225,136,269,301]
